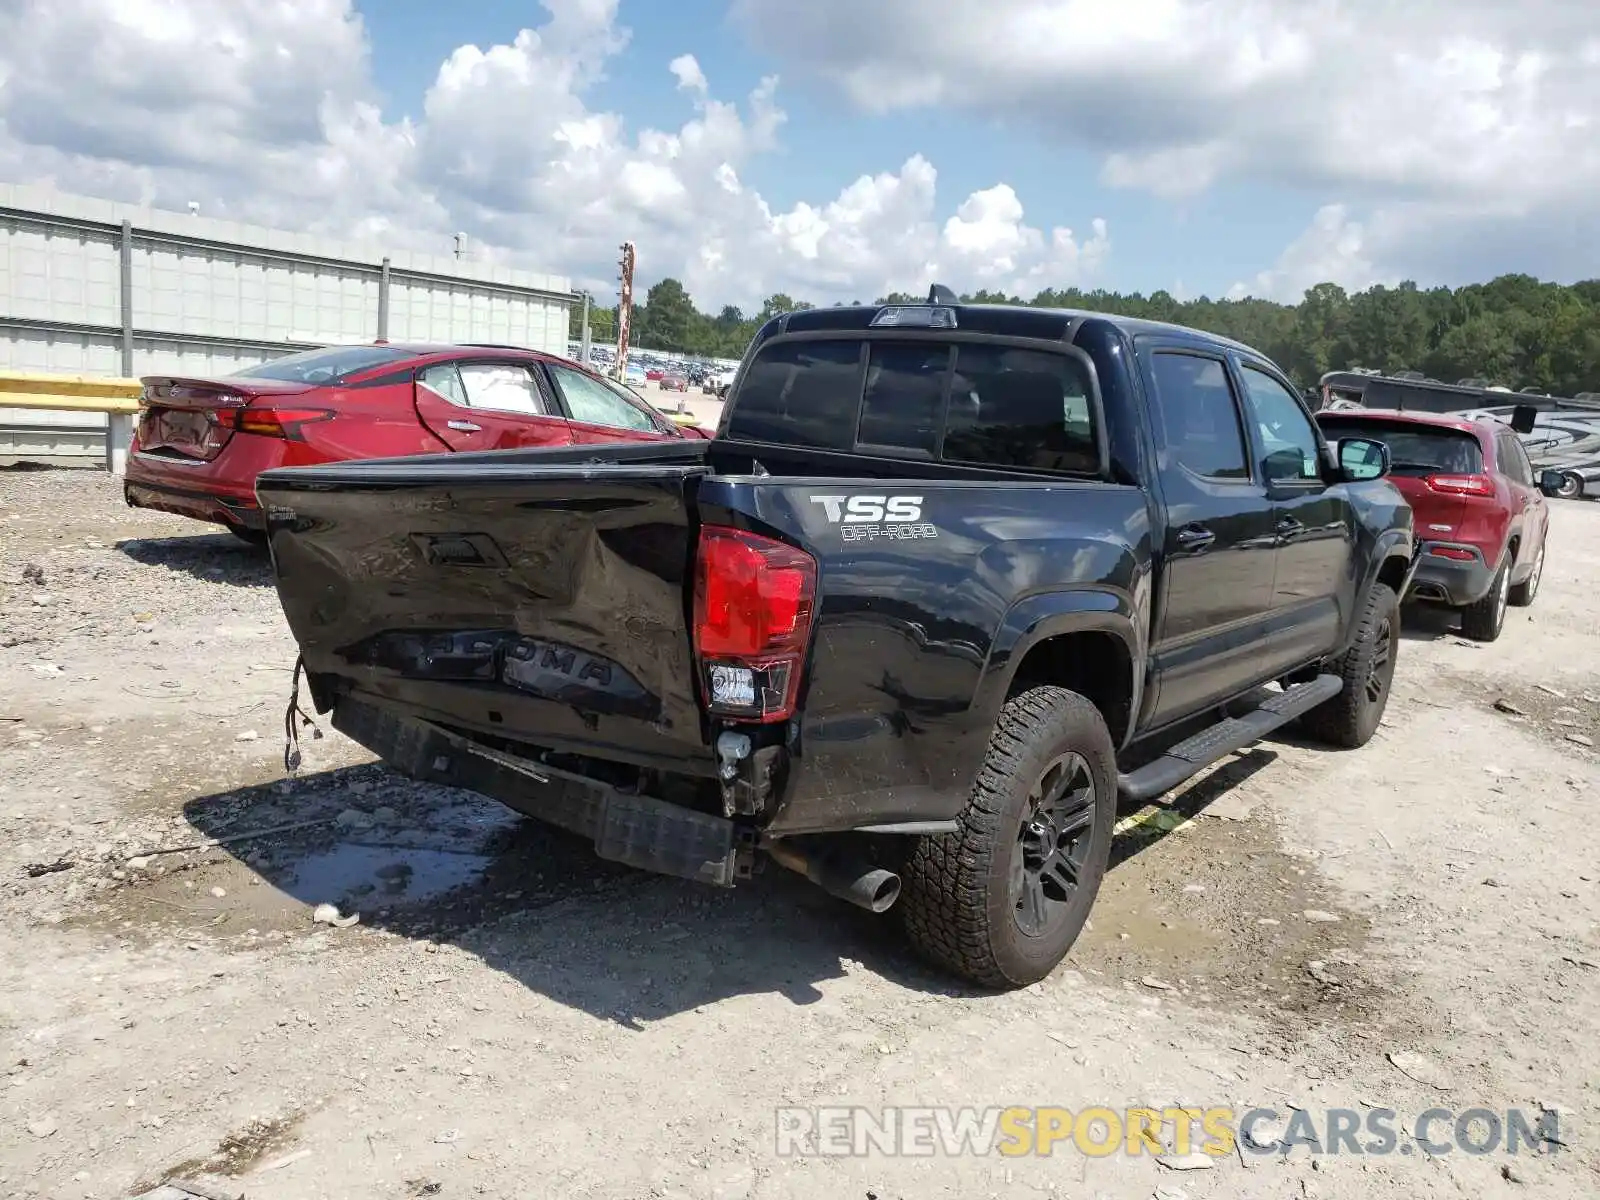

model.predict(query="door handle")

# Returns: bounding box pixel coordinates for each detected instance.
[1276,515,1304,534]
[447,420,482,432]
[1175,524,1215,551]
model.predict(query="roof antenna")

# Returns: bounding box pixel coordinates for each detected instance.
[927,283,959,304]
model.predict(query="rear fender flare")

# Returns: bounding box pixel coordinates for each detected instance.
[971,587,1144,748]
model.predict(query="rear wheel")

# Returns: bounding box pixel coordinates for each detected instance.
[1555,471,1583,500]
[1508,542,1544,607]
[1459,557,1510,642]
[1301,582,1399,749]
[898,686,1116,989]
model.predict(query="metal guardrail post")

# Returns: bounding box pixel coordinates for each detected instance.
[109,219,136,475]
[377,257,391,341]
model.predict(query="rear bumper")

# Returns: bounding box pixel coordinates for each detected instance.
[332,696,748,887]
[1406,540,1495,606]
[123,476,266,530]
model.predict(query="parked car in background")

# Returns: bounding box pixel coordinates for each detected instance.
[124,342,706,542]
[1314,408,1562,641]
[659,373,689,393]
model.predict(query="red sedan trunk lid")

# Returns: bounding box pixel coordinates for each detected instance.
[138,375,317,463]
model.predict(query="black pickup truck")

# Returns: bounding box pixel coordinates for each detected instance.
[257,293,1416,988]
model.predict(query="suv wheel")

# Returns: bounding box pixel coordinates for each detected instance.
[1508,542,1544,607]
[898,686,1116,989]
[1459,557,1510,641]
[1301,582,1399,749]
[1555,471,1583,500]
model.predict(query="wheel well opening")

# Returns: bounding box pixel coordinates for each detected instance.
[1377,553,1409,596]
[1009,632,1133,745]
[1506,535,1520,564]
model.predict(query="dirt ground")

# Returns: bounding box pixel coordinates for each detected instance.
[1,467,1596,1200]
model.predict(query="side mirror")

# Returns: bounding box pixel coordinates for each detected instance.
[1510,404,1538,435]
[1337,437,1390,481]
[1538,468,1565,497]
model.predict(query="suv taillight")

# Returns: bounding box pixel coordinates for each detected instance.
[693,525,817,723]
[1425,473,1494,496]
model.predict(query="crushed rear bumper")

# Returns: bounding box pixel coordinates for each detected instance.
[331,696,746,887]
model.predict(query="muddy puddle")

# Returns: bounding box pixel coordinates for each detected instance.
[57,761,642,945]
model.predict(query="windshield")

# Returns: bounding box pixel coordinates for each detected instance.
[1318,418,1484,474]
[229,344,412,384]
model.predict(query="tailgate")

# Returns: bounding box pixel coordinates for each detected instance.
[257,455,714,772]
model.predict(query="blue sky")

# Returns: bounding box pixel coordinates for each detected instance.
[2,0,1592,310]
[360,0,1327,303]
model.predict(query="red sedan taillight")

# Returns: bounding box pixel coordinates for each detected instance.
[693,525,818,723]
[208,406,333,440]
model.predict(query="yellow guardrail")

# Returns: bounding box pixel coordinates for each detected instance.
[0,370,143,414]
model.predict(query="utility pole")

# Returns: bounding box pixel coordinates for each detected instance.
[616,242,635,378]
[578,291,592,366]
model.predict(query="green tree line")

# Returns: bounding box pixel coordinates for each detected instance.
[571,273,1600,395]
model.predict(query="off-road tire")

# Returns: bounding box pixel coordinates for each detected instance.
[898,686,1116,989]
[1508,542,1544,607]
[1459,557,1510,642]
[1300,582,1399,749]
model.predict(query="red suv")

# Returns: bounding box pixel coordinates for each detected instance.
[1315,408,1552,641]
[125,342,709,542]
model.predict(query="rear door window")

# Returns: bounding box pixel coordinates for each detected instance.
[457,363,553,416]
[1146,352,1250,480]
[418,363,468,406]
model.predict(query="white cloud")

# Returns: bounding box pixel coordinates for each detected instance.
[731,0,1600,297]
[1227,206,1383,302]
[0,0,1112,311]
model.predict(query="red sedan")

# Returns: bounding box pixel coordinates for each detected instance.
[1315,407,1555,641]
[125,342,709,542]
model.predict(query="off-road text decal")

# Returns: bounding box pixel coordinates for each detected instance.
[809,494,939,541]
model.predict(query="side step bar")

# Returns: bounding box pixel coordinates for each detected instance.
[1116,673,1343,803]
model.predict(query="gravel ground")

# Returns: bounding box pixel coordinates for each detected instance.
[0,466,1596,1200]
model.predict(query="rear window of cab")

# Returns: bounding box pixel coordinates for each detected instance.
[725,337,1100,475]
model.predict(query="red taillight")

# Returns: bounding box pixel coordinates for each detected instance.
[1427,546,1477,561]
[1425,474,1494,497]
[693,525,817,723]
[208,406,333,440]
